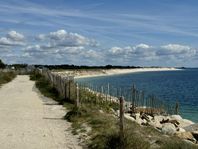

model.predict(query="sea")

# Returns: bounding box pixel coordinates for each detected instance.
[76,68,198,122]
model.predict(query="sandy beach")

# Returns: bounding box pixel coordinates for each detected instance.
[54,67,181,79]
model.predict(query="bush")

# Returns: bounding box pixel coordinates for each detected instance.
[0,71,16,85]
[0,59,6,69]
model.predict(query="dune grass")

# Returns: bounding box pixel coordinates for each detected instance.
[0,71,16,87]
[65,103,198,149]
[30,72,198,149]
[30,72,64,104]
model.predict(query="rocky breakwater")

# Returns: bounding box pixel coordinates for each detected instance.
[124,113,198,144]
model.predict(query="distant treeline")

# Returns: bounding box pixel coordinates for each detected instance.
[34,64,144,70]
[1,58,185,70]
[9,64,28,69]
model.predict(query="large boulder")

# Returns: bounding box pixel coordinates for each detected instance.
[170,115,183,121]
[192,131,198,141]
[135,113,140,119]
[154,115,168,123]
[183,124,198,142]
[149,121,162,129]
[175,132,195,141]
[136,117,146,125]
[124,113,135,122]
[179,119,194,128]
[178,128,186,133]
[140,113,151,122]
[165,115,194,128]
[162,123,176,135]
[183,123,198,132]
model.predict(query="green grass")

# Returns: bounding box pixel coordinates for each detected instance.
[30,72,198,149]
[65,104,198,149]
[0,71,16,87]
[30,72,64,104]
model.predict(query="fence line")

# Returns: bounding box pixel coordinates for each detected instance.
[35,68,180,145]
[37,68,178,116]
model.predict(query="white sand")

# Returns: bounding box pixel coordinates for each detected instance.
[0,75,82,149]
[73,67,181,79]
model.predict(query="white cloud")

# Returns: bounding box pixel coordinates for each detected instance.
[82,49,102,59]
[1,29,197,66]
[107,43,197,64]
[0,30,25,48]
[108,44,154,57]
[134,43,151,49]
[19,29,102,64]
[158,44,196,58]
[7,31,24,41]
[108,47,125,55]
[37,29,98,48]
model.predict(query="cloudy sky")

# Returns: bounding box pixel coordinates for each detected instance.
[0,0,198,67]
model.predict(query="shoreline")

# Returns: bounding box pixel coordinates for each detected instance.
[74,67,181,79]
[46,68,198,145]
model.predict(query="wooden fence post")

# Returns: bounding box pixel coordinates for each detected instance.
[76,83,80,108]
[175,101,179,114]
[119,96,124,148]
[64,78,67,100]
[132,84,135,113]
[68,79,71,100]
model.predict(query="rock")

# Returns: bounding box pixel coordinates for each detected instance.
[124,113,135,122]
[99,110,104,113]
[154,115,168,123]
[178,128,186,133]
[131,113,136,119]
[116,110,120,116]
[171,120,180,126]
[142,119,147,124]
[160,119,180,127]
[179,119,194,128]
[183,123,198,132]
[135,113,140,119]
[192,131,198,141]
[125,102,131,112]
[148,115,154,121]
[149,121,162,129]
[170,115,183,121]
[136,117,144,125]
[125,113,148,125]
[176,132,195,141]
[160,118,170,124]
[162,123,176,135]
[183,139,197,145]
[140,113,150,122]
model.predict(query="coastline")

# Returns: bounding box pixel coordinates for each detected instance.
[74,67,181,79]
[49,68,198,145]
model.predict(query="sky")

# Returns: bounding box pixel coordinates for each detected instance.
[0,0,198,67]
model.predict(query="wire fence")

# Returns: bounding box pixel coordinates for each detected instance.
[38,68,178,116]
[77,82,177,115]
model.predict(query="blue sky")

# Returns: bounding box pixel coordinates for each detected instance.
[0,0,198,67]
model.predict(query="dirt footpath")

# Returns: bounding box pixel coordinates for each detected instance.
[0,75,82,149]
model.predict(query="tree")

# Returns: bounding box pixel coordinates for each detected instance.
[0,59,6,69]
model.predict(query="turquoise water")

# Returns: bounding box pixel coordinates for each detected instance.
[76,69,198,122]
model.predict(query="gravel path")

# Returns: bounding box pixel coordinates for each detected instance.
[0,75,82,149]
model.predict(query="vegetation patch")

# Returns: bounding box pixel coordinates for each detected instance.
[30,72,64,104]
[30,72,198,149]
[0,71,16,87]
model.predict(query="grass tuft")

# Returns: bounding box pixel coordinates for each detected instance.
[0,71,16,86]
